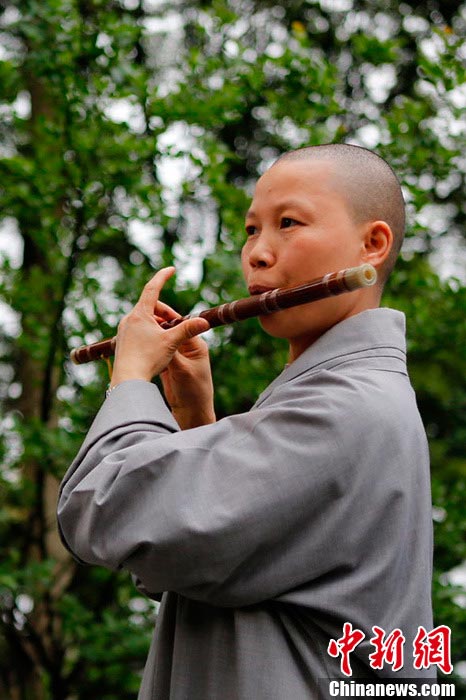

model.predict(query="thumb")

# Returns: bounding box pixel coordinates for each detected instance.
[166,317,210,347]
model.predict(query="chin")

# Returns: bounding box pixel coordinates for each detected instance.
[258,306,338,346]
[258,314,312,340]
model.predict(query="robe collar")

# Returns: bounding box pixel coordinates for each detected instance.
[254,308,406,407]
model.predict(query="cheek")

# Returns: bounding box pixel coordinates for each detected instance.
[240,242,252,274]
[278,237,329,274]
[290,231,362,270]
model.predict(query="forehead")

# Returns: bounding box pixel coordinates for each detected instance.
[254,158,338,199]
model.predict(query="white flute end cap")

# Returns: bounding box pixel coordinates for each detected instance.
[70,348,81,365]
[343,264,377,290]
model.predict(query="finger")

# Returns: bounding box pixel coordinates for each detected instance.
[165,317,210,349]
[137,267,176,316]
[154,300,182,321]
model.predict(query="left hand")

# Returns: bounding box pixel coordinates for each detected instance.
[110,267,210,387]
[157,301,216,428]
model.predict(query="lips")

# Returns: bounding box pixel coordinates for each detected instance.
[248,284,278,295]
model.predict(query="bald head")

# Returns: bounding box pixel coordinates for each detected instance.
[275,144,405,285]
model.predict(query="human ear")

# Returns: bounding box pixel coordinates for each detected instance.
[361,221,393,268]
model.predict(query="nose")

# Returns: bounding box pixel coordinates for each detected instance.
[243,231,276,269]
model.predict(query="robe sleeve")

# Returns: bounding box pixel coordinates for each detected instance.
[57,374,417,607]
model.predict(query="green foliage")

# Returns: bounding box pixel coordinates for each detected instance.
[57,571,156,698]
[0,0,465,697]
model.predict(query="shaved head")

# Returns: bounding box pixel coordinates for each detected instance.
[275,144,405,285]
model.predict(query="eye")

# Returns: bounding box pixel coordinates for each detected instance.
[280,217,300,229]
[245,224,258,236]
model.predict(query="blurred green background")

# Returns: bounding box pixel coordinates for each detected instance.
[0,0,464,697]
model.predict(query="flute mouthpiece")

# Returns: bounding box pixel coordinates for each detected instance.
[343,264,377,290]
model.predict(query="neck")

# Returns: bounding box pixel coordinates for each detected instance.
[287,295,381,364]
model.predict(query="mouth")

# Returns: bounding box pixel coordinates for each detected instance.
[248,285,278,296]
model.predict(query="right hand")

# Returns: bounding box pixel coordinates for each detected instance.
[156,301,216,430]
[110,267,209,390]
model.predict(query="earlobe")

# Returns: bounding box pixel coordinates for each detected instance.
[362,221,393,267]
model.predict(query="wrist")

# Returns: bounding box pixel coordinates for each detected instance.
[107,378,152,399]
[110,369,152,389]
[172,406,216,429]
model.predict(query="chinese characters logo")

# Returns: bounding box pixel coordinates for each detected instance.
[327,623,452,676]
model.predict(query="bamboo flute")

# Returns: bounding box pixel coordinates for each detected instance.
[70,263,377,365]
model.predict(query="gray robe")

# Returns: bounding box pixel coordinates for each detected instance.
[57,308,434,699]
